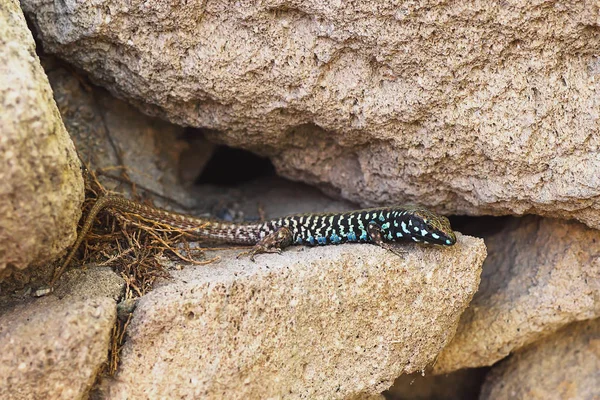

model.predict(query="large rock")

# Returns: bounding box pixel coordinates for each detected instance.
[479,318,600,400]
[433,217,600,374]
[22,0,600,227]
[0,0,83,275]
[106,236,486,399]
[0,267,122,400]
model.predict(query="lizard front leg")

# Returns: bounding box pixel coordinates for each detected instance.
[237,227,294,262]
[367,221,406,257]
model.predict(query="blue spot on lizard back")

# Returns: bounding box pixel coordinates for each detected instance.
[330,233,342,244]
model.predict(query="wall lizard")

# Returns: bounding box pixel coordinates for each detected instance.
[51,195,457,285]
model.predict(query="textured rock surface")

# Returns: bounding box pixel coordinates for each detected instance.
[45,58,194,207]
[480,318,600,400]
[0,0,83,275]
[107,236,486,399]
[22,0,600,227]
[0,268,122,400]
[434,217,600,374]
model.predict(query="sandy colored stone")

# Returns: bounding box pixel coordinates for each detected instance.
[22,0,600,228]
[52,266,125,302]
[0,266,122,400]
[480,318,600,400]
[0,298,115,400]
[0,0,84,275]
[434,217,600,374]
[107,235,486,399]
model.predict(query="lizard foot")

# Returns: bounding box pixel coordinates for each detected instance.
[236,227,293,262]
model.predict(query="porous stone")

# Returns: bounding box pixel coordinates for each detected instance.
[107,235,486,399]
[22,0,600,228]
[479,318,600,400]
[0,0,83,275]
[52,266,125,302]
[434,217,600,374]
[0,265,122,400]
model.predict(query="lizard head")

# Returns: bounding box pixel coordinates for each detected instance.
[402,207,456,246]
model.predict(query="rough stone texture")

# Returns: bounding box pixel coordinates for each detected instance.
[107,236,486,399]
[52,266,125,302]
[433,217,600,374]
[0,267,122,400]
[0,0,84,275]
[44,58,195,208]
[480,318,600,400]
[22,0,600,227]
[385,368,488,400]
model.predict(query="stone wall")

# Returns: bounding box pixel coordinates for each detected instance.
[1,1,598,398]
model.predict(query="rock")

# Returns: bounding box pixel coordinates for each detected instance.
[106,235,486,399]
[433,217,600,374]
[0,0,83,276]
[385,368,488,400]
[44,58,194,208]
[21,1,600,228]
[0,267,122,400]
[479,318,600,400]
[52,266,125,302]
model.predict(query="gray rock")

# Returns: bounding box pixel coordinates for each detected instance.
[45,60,195,208]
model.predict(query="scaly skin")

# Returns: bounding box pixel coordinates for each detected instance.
[52,195,456,285]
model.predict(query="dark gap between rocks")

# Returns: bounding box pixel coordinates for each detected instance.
[196,145,276,186]
[448,215,512,238]
[383,367,491,400]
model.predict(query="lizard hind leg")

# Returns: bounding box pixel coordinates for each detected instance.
[237,227,294,262]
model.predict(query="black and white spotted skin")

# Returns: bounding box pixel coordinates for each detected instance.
[212,206,456,247]
[196,206,456,247]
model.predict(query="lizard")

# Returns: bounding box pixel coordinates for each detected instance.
[51,194,457,286]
